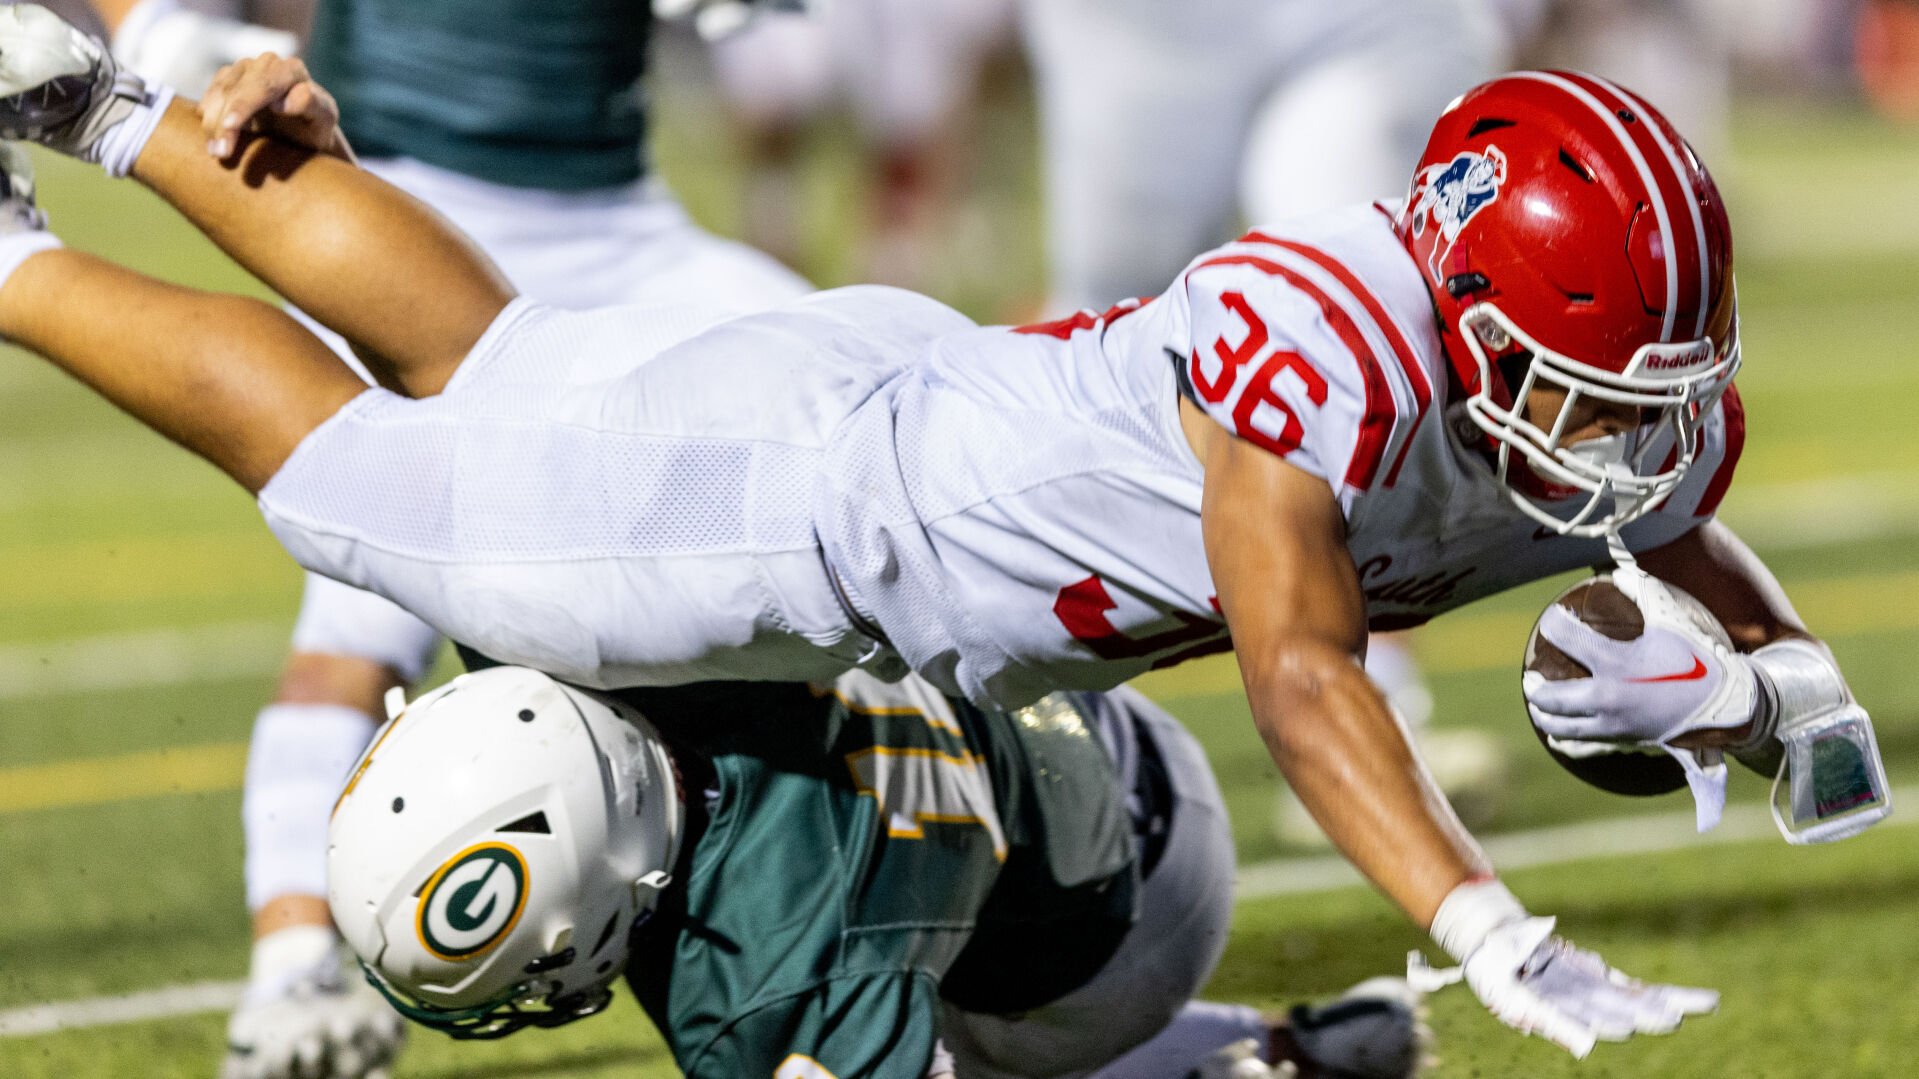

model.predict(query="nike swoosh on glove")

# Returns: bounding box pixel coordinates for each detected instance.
[1524,598,1757,750]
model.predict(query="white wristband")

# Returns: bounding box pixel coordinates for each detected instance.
[1430,877,1528,963]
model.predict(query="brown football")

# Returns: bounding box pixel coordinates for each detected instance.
[1524,575,1688,796]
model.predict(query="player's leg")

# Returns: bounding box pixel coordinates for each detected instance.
[942,686,1241,1076]
[1019,0,1259,313]
[943,687,1426,1079]
[0,5,513,395]
[130,99,512,396]
[0,236,363,491]
[224,578,436,1079]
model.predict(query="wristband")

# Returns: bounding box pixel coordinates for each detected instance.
[1429,877,1528,963]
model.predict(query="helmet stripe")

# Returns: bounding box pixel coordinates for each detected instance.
[1585,77,1714,340]
[1511,71,1679,341]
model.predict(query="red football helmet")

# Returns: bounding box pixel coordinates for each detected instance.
[1397,71,1739,537]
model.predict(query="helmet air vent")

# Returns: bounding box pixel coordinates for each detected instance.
[590,913,622,956]
[523,947,575,975]
[1467,117,1515,138]
[1557,148,1594,183]
[498,811,552,834]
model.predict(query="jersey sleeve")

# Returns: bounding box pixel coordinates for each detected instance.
[680,973,943,1079]
[1620,384,1747,552]
[1176,255,1412,505]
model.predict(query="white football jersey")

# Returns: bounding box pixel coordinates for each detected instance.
[820,202,1743,708]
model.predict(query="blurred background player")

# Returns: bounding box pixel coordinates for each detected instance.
[81,2,810,1076]
[1017,0,1510,845]
[704,0,1019,291]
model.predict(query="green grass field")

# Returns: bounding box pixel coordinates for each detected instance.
[5,76,1919,1077]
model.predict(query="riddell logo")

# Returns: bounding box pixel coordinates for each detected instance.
[1641,346,1711,372]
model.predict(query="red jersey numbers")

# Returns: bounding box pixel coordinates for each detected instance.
[1053,575,1231,669]
[1190,291,1328,457]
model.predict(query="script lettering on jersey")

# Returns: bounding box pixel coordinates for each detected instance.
[1190,290,1328,456]
[1053,575,1232,669]
[1356,554,1476,612]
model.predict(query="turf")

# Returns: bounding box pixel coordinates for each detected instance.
[3,73,1918,1077]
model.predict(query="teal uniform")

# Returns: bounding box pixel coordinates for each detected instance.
[617,680,1144,1079]
[305,0,651,190]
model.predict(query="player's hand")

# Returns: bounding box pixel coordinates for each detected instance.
[654,0,804,41]
[1523,582,1756,753]
[1410,916,1718,1058]
[198,54,352,163]
[220,926,404,1079]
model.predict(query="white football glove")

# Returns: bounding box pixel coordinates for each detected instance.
[1408,880,1716,1059]
[221,925,405,1079]
[1524,568,1757,829]
[654,0,806,41]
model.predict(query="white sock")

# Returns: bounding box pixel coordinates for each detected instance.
[0,231,63,296]
[242,702,380,911]
[91,83,174,178]
[1081,1001,1270,1078]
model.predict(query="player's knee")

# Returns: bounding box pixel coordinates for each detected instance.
[272,650,406,717]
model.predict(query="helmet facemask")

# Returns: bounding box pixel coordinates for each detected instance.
[1456,301,1739,537]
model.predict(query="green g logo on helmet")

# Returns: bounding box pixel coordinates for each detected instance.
[416,843,530,961]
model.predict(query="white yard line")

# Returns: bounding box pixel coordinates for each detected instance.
[1236,784,1916,899]
[5,787,1912,1038]
[0,620,290,700]
[0,980,244,1037]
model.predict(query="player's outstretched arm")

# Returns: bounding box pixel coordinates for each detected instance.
[1193,411,1484,924]
[1191,405,1717,1057]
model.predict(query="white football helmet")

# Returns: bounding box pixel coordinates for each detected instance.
[327,666,683,1039]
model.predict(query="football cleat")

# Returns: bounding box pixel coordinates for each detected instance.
[1187,978,1431,1079]
[1280,977,1431,1079]
[0,5,150,160]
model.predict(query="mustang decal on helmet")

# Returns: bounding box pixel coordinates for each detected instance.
[1409,146,1507,279]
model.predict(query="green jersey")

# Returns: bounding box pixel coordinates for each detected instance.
[620,678,1140,1079]
[305,0,651,191]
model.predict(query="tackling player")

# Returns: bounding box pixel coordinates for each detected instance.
[81,3,810,1077]
[0,6,1878,1056]
[327,664,1426,1078]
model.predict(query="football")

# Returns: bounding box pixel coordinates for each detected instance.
[1523,574,1689,796]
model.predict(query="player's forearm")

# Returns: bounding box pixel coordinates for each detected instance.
[1244,639,1490,927]
[1639,521,1808,651]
